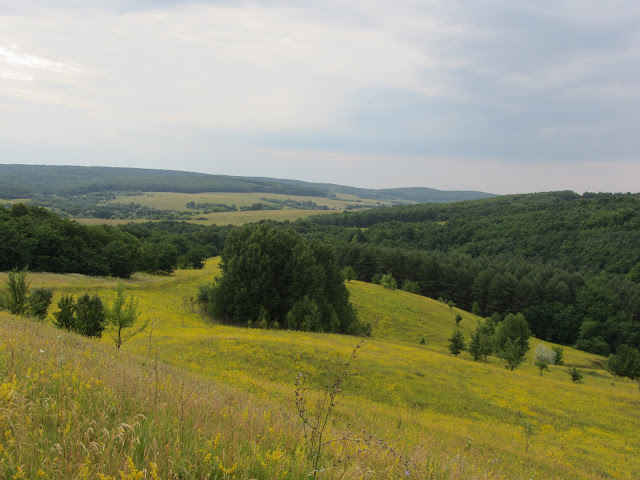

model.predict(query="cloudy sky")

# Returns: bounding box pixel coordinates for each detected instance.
[1,1,639,194]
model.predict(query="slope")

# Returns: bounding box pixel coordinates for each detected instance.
[1,262,638,479]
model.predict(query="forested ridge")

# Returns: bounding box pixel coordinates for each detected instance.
[300,191,640,354]
[0,164,492,204]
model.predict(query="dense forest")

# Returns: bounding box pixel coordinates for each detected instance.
[298,191,640,354]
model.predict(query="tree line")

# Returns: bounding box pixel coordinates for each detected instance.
[0,204,229,277]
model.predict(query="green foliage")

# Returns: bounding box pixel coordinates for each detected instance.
[494,313,531,356]
[203,224,367,335]
[454,313,463,326]
[448,329,465,356]
[401,279,420,294]
[6,270,30,316]
[379,273,397,290]
[552,346,564,365]
[28,288,53,320]
[568,367,584,383]
[75,294,107,337]
[341,266,357,281]
[108,284,143,350]
[53,295,76,331]
[502,338,528,371]
[607,345,640,379]
[469,321,493,361]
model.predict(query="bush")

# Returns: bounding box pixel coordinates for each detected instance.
[29,288,53,320]
[607,345,640,379]
[569,367,583,383]
[379,273,397,290]
[6,270,30,316]
[552,346,564,365]
[75,294,106,337]
[54,295,76,331]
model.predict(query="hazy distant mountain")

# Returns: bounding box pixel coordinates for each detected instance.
[0,164,494,203]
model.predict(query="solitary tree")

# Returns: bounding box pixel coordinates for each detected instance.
[535,345,556,376]
[448,329,466,356]
[107,284,145,350]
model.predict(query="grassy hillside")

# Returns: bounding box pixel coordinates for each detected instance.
[1,261,638,479]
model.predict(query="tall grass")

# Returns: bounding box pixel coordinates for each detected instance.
[0,314,453,479]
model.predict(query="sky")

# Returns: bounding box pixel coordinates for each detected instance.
[1,1,639,194]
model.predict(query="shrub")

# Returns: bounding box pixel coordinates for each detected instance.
[552,346,565,365]
[379,273,397,290]
[54,295,76,331]
[568,367,583,383]
[448,329,465,356]
[75,294,106,337]
[28,288,53,320]
[6,270,30,315]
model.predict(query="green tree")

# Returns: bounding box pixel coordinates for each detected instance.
[6,270,30,316]
[75,294,106,337]
[469,322,493,361]
[448,329,465,356]
[204,225,366,335]
[552,346,564,365]
[502,338,528,370]
[380,273,397,290]
[607,345,640,379]
[107,284,144,350]
[29,288,53,320]
[53,295,76,331]
[341,266,357,281]
[494,313,531,357]
[103,240,137,278]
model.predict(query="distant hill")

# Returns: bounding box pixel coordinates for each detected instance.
[0,164,494,203]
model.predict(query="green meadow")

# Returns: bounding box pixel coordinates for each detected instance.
[0,260,638,479]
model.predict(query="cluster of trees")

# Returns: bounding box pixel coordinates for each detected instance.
[0,270,145,350]
[449,313,534,371]
[0,204,228,277]
[198,224,370,335]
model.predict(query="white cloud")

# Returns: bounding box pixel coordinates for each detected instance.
[1,1,639,193]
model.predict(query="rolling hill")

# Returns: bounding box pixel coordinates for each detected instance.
[1,260,637,479]
[0,164,494,204]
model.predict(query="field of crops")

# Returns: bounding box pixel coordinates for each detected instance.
[1,261,639,479]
